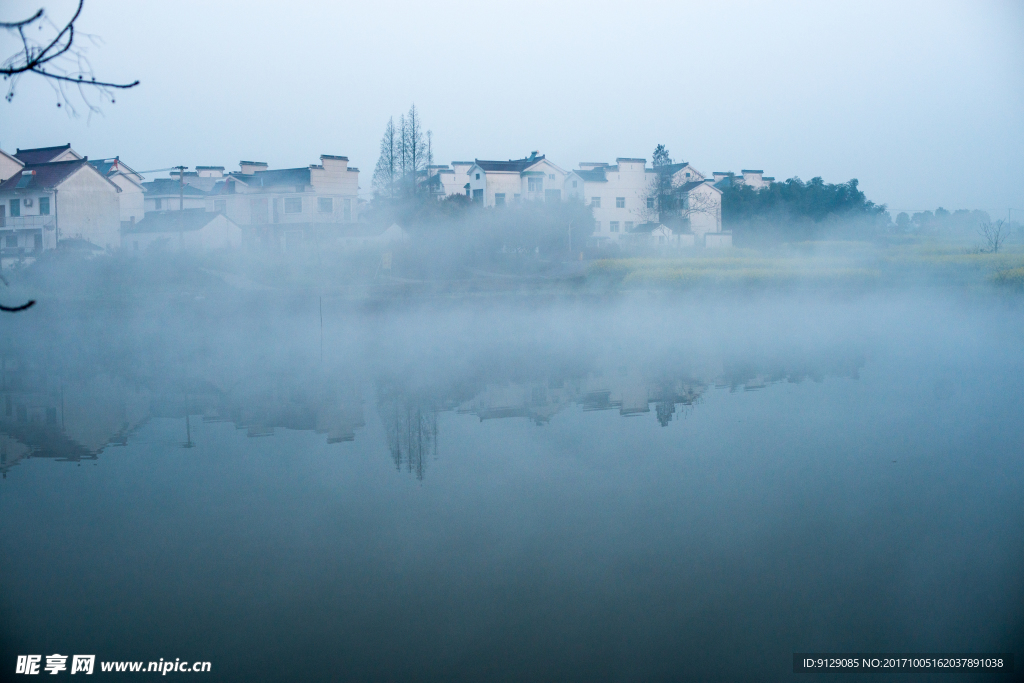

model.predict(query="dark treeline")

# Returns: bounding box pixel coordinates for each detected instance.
[722,176,889,243]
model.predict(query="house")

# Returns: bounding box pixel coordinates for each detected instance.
[565,158,655,243]
[122,209,242,251]
[204,156,359,246]
[142,178,208,212]
[89,157,145,224]
[650,162,724,240]
[465,152,568,207]
[0,158,121,254]
[566,157,727,246]
[425,162,473,199]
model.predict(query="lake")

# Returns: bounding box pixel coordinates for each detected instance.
[1,291,1021,681]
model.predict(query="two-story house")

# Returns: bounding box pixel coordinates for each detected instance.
[564,158,655,242]
[464,152,568,207]
[0,158,121,253]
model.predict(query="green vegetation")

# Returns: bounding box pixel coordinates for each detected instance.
[722,177,889,244]
[586,241,1024,292]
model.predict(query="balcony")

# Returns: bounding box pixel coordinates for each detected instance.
[0,215,56,230]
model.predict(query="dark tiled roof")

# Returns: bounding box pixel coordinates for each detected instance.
[741,169,764,174]
[125,209,225,234]
[0,159,90,192]
[675,180,712,192]
[14,144,73,165]
[655,162,691,175]
[142,178,208,196]
[575,168,607,182]
[474,155,544,173]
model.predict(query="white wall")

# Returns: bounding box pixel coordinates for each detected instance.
[55,166,121,250]
[582,159,654,241]
[109,174,145,223]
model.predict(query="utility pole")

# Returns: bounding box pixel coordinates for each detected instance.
[174,165,187,247]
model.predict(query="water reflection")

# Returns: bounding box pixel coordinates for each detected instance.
[0,344,864,479]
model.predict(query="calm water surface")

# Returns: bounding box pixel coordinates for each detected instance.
[1,293,1021,681]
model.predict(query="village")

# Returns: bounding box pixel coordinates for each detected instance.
[0,142,782,261]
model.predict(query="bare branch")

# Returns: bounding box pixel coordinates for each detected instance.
[2,0,138,114]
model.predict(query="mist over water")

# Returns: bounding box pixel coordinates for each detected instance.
[1,286,1021,681]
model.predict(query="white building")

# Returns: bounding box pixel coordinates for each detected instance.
[565,158,655,242]
[566,158,726,245]
[89,157,145,224]
[122,209,242,251]
[206,155,360,229]
[0,157,121,253]
[426,161,473,198]
[465,152,568,207]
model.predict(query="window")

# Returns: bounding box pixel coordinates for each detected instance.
[625,221,634,231]
[39,197,50,215]
[34,233,42,250]
[473,188,483,202]
[6,234,16,247]
[572,181,577,188]
[475,173,480,180]
[616,197,625,208]
[610,221,620,233]
[9,199,19,217]
[528,177,543,192]
[685,172,691,178]
[344,198,351,221]
[647,197,655,209]
[494,193,506,206]
[548,174,555,180]
[318,197,333,213]
[155,198,162,210]
[284,197,302,213]
[591,197,601,208]
[214,200,226,213]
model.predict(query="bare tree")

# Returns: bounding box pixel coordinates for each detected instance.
[372,117,398,199]
[2,0,138,116]
[404,103,425,194]
[978,219,1010,254]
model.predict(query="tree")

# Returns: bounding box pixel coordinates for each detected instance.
[372,117,398,199]
[651,144,672,168]
[978,219,1010,254]
[403,104,425,194]
[1,0,138,115]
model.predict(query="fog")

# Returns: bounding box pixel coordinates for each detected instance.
[2,258,1023,679]
[3,0,1024,680]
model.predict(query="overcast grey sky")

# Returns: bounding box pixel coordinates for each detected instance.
[3,0,1022,216]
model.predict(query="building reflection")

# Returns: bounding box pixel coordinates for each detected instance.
[0,345,865,480]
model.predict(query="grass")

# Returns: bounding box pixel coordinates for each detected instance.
[586,240,1024,291]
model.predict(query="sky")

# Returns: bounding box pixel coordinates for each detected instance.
[2,0,1022,217]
